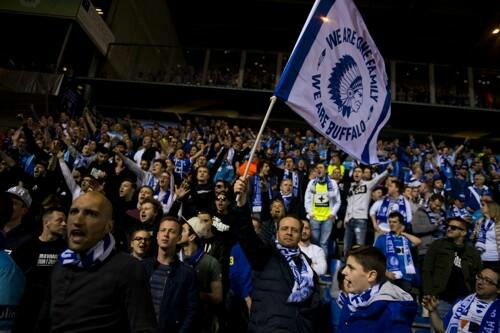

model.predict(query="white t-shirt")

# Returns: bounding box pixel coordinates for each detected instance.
[299,243,327,275]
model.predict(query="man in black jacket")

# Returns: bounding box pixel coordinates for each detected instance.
[234,177,320,333]
[36,192,157,333]
[142,216,199,333]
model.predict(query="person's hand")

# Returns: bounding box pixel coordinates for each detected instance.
[328,215,336,222]
[386,163,393,173]
[343,219,349,228]
[234,177,248,207]
[175,182,190,200]
[56,151,64,160]
[422,295,439,313]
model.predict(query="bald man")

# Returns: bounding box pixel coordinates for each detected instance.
[37,192,157,332]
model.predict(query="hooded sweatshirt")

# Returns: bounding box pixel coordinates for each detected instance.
[338,281,417,333]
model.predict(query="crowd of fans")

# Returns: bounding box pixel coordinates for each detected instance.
[0,105,499,333]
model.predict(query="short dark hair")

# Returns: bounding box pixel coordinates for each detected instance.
[347,246,387,284]
[388,211,404,224]
[446,216,470,230]
[429,193,444,203]
[482,266,500,287]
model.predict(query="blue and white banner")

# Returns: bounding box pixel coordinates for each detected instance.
[275,0,390,165]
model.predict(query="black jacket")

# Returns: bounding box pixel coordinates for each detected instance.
[236,205,321,333]
[142,257,199,333]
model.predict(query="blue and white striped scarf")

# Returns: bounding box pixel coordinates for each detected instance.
[386,232,416,279]
[59,233,115,268]
[446,294,500,333]
[275,240,314,303]
[346,283,381,312]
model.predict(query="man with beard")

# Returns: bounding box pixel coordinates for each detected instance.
[37,192,157,332]
[423,267,500,333]
[299,219,327,275]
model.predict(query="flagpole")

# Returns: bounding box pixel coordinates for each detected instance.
[235,95,277,202]
[241,95,277,178]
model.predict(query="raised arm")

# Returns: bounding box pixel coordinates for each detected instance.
[234,177,272,271]
[57,152,79,199]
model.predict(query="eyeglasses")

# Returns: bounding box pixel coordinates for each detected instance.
[476,274,498,286]
[216,197,227,202]
[133,237,151,242]
[447,224,465,232]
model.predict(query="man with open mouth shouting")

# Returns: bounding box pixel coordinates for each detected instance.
[37,192,157,332]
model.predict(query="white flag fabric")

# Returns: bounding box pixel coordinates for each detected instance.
[275,0,390,165]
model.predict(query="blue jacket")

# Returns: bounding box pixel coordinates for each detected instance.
[338,282,417,333]
[0,251,25,331]
[142,257,199,333]
[229,243,253,299]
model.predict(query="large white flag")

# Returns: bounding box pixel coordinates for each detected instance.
[275,0,390,164]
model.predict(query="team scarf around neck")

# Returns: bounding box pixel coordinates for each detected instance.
[284,169,300,197]
[424,205,446,238]
[446,294,500,333]
[476,218,500,257]
[59,233,115,268]
[386,232,416,279]
[275,240,314,303]
[312,176,334,193]
[376,195,407,224]
[346,283,382,312]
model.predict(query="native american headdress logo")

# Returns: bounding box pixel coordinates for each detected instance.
[328,55,363,119]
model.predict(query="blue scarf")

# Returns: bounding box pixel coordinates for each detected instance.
[252,176,271,213]
[475,218,494,252]
[275,240,314,303]
[59,233,115,268]
[424,206,446,239]
[446,294,500,333]
[450,205,472,221]
[284,169,300,198]
[376,195,408,225]
[346,283,381,312]
[385,233,416,280]
[312,176,334,193]
[281,191,292,211]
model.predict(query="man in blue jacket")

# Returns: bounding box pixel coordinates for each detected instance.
[142,216,199,333]
[0,192,25,332]
[339,245,417,333]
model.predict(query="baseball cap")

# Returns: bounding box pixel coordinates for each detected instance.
[6,186,32,208]
[186,216,210,239]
